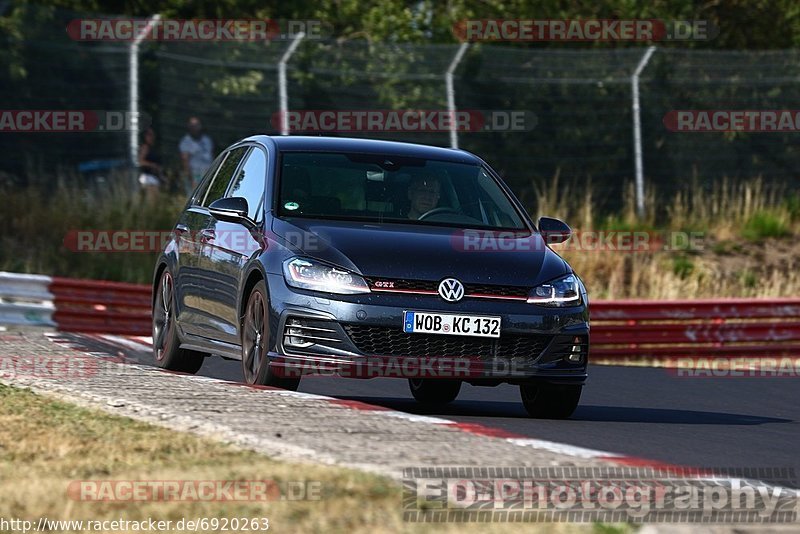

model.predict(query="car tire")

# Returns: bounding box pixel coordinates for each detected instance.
[152,270,205,374]
[520,383,582,419]
[242,280,300,391]
[408,379,461,405]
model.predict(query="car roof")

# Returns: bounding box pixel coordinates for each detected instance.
[243,135,481,165]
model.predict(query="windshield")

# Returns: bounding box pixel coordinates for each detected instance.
[277,152,528,230]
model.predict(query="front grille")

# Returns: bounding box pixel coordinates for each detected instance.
[343,324,550,360]
[365,277,529,300]
[467,284,529,298]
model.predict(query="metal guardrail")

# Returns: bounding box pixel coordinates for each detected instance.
[1,272,798,361]
[50,276,152,335]
[0,272,150,334]
[0,272,56,327]
[591,299,800,360]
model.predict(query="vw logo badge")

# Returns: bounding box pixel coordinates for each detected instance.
[438,278,465,302]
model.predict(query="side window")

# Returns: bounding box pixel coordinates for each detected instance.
[227,147,267,222]
[202,146,248,207]
[191,152,226,205]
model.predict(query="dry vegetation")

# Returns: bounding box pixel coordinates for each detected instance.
[528,175,800,299]
[0,179,185,284]
[2,175,798,298]
[0,384,617,534]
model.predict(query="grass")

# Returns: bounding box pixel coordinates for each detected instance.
[0,383,613,533]
[0,179,184,284]
[535,176,800,299]
[1,174,799,298]
[671,255,694,279]
[741,211,791,240]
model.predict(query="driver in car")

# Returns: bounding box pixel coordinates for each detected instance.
[406,175,442,219]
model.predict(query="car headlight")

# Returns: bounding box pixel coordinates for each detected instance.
[527,274,581,307]
[283,257,371,295]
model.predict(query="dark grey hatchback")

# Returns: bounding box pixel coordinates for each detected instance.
[152,136,589,418]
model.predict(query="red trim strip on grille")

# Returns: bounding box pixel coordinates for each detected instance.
[369,287,528,301]
[370,288,439,295]
[467,293,528,301]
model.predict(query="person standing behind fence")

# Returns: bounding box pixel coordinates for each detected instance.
[138,127,162,202]
[179,117,213,194]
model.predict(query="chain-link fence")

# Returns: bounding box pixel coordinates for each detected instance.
[3,7,800,213]
[0,6,134,189]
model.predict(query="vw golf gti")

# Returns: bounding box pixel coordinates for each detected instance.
[152,136,589,418]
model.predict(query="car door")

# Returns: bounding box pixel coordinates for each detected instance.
[174,151,226,337]
[185,145,249,341]
[201,145,268,346]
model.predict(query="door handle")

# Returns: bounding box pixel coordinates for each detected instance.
[200,228,216,243]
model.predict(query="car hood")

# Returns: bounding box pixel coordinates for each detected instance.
[271,218,569,287]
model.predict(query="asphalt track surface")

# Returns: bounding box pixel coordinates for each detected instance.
[79,334,800,483]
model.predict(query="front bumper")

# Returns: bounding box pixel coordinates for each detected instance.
[265,273,589,385]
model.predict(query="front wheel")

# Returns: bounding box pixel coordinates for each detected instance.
[152,270,205,374]
[241,280,299,391]
[408,379,461,405]
[520,383,582,419]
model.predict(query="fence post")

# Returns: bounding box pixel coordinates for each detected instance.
[128,14,161,191]
[631,46,656,218]
[446,43,469,149]
[279,33,306,136]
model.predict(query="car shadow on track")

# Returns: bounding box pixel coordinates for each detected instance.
[328,396,791,425]
[59,338,791,428]
[571,406,790,425]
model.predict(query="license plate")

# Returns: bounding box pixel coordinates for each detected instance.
[403,311,501,338]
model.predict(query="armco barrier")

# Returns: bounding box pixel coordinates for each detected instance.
[0,272,150,334]
[591,299,800,361]
[0,272,56,327]
[1,272,799,361]
[50,276,151,335]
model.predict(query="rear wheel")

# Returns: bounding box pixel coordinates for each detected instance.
[242,280,300,390]
[152,270,205,374]
[408,379,461,405]
[520,383,582,419]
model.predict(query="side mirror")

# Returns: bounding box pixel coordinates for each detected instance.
[537,216,571,244]
[209,197,255,227]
